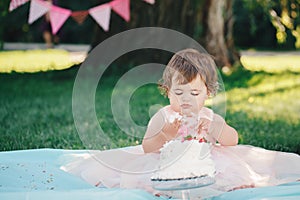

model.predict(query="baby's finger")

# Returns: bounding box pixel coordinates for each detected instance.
[173,118,181,129]
[198,118,204,126]
[198,120,209,133]
[198,119,207,128]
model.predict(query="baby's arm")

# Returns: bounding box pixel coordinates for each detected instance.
[142,110,179,153]
[209,113,238,146]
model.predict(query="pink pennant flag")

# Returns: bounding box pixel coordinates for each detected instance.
[110,0,130,22]
[143,0,155,4]
[49,5,71,35]
[9,0,29,12]
[89,4,111,32]
[28,0,50,24]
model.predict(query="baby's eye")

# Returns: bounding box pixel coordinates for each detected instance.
[175,92,183,95]
[191,92,199,96]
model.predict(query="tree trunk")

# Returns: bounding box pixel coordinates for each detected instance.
[224,0,240,65]
[203,0,232,67]
[90,0,239,68]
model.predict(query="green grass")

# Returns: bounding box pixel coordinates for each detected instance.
[0,53,299,154]
[223,69,300,153]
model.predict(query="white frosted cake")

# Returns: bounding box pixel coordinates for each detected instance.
[151,140,215,181]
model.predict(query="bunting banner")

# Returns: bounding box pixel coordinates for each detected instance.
[9,0,29,12]
[89,4,111,32]
[28,0,50,24]
[11,0,154,33]
[110,0,130,22]
[71,10,89,25]
[143,0,155,4]
[49,5,71,35]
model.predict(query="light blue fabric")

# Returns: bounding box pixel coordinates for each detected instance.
[0,149,165,200]
[1,149,300,200]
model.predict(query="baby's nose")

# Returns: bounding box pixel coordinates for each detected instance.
[181,94,190,102]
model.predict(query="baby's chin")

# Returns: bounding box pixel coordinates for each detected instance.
[170,105,202,115]
[180,107,201,116]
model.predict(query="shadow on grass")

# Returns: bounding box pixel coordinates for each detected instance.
[222,66,300,90]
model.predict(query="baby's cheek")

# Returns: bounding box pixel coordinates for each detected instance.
[196,96,206,106]
[169,97,180,111]
[169,101,180,113]
[170,103,180,113]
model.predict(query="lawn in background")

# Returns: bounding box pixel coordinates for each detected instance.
[0,49,81,73]
[0,52,299,154]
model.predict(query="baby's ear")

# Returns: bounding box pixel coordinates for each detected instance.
[166,88,170,98]
[206,91,210,99]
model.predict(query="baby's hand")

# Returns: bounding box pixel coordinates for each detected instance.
[197,108,214,141]
[198,118,211,134]
[197,117,215,143]
[162,116,182,139]
[198,108,214,132]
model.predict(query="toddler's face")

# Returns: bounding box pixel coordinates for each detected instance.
[168,74,208,116]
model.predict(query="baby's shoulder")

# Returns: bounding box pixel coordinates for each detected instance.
[149,105,172,122]
[147,107,168,130]
[152,105,169,118]
[201,106,213,112]
[199,106,214,120]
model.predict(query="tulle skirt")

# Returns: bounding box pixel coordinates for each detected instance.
[61,144,300,198]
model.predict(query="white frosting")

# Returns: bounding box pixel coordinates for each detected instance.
[168,112,182,123]
[152,140,215,180]
[165,107,215,142]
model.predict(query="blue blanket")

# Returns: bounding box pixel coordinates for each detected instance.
[0,149,299,200]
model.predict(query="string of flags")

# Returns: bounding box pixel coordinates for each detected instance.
[9,0,155,34]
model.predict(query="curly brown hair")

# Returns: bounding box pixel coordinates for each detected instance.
[158,48,219,97]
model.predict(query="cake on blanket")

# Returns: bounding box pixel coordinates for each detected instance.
[152,111,216,181]
[151,140,215,181]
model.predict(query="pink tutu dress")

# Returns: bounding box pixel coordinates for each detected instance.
[61,106,300,198]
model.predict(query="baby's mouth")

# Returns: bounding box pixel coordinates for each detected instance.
[180,104,192,109]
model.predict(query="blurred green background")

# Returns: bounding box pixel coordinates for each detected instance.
[0,0,299,153]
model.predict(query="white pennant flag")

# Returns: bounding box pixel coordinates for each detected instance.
[9,0,29,12]
[28,0,50,24]
[89,4,111,32]
[143,0,155,4]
